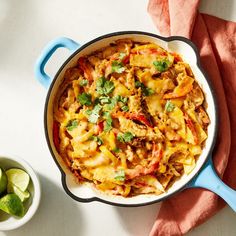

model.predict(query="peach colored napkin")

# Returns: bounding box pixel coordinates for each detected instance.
[148,0,236,235]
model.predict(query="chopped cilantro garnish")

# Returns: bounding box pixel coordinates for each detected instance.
[77,92,92,106]
[117,132,134,143]
[118,52,126,60]
[165,100,175,112]
[135,80,142,88]
[103,112,113,132]
[113,147,121,153]
[114,169,125,181]
[135,80,154,96]
[66,119,78,131]
[85,109,92,115]
[104,97,117,111]
[116,95,128,104]
[143,87,155,96]
[96,77,115,95]
[121,105,129,112]
[89,135,103,145]
[99,96,111,104]
[87,104,102,123]
[111,61,125,73]
[153,59,170,72]
[79,79,88,86]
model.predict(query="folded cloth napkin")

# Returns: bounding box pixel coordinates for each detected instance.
[147,0,236,235]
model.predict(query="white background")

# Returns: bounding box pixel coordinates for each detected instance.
[0,0,235,235]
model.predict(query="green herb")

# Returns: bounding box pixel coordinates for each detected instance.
[121,105,129,112]
[114,169,125,181]
[118,53,126,60]
[87,104,102,123]
[117,132,134,143]
[85,109,92,115]
[135,80,142,88]
[165,100,175,112]
[116,95,128,104]
[153,59,170,72]
[103,112,113,132]
[96,77,115,95]
[104,97,117,111]
[77,93,92,106]
[135,81,155,96]
[99,96,111,104]
[143,87,154,96]
[113,147,121,153]
[66,119,78,131]
[89,135,103,145]
[111,61,125,73]
[94,97,100,105]
[79,79,88,86]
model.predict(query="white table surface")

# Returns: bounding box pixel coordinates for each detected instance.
[0,0,235,235]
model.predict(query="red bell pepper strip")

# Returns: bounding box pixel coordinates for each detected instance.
[184,113,199,145]
[170,52,183,63]
[112,111,153,128]
[97,121,104,134]
[124,112,153,128]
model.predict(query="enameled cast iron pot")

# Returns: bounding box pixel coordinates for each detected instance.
[35,31,236,209]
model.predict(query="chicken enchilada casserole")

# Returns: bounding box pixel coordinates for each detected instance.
[52,39,210,197]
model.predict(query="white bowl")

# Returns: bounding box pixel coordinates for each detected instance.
[0,154,41,230]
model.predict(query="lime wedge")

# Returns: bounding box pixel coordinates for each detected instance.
[0,168,7,194]
[7,183,30,202]
[0,193,24,217]
[6,168,30,192]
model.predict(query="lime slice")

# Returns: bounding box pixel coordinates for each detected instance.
[6,168,30,192]
[7,183,30,202]
[0,193,24,217]
[0,168,7,194]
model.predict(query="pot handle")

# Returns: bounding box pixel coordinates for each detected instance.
[34,37,80,89]
[188,157,236,212]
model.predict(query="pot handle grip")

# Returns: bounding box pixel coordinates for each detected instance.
[188,158,236,212]
[34,37,80,89]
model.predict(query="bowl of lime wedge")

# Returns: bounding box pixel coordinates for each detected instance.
[0,154,41,230]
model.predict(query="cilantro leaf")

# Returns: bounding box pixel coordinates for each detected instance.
[79,79,88,86]
[87,104,102,123]
[103,81,115,95]
[123,132,135,142]
[114,169,125,181]
[113,147,121,153]
[135,80,154,96]
[112,61,125,73]
[121,105,129,112]
[153,59,170,72]
[104,97,117,111]
[118,53,126,60]
[143,87,155,96]
[135,80,142,88]
[77,93,92,106]
[66,119,78,131]
[103,112,113,132]
[89,135,103,145]
[99,96,111,104]
[116,95,128,104]
[117,132,134,143]
[165,100,175,112]
[96,77,115,95]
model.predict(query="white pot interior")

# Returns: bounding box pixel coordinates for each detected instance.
[45,33,216,205]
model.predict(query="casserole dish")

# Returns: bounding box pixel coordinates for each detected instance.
[35,31,236,208]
